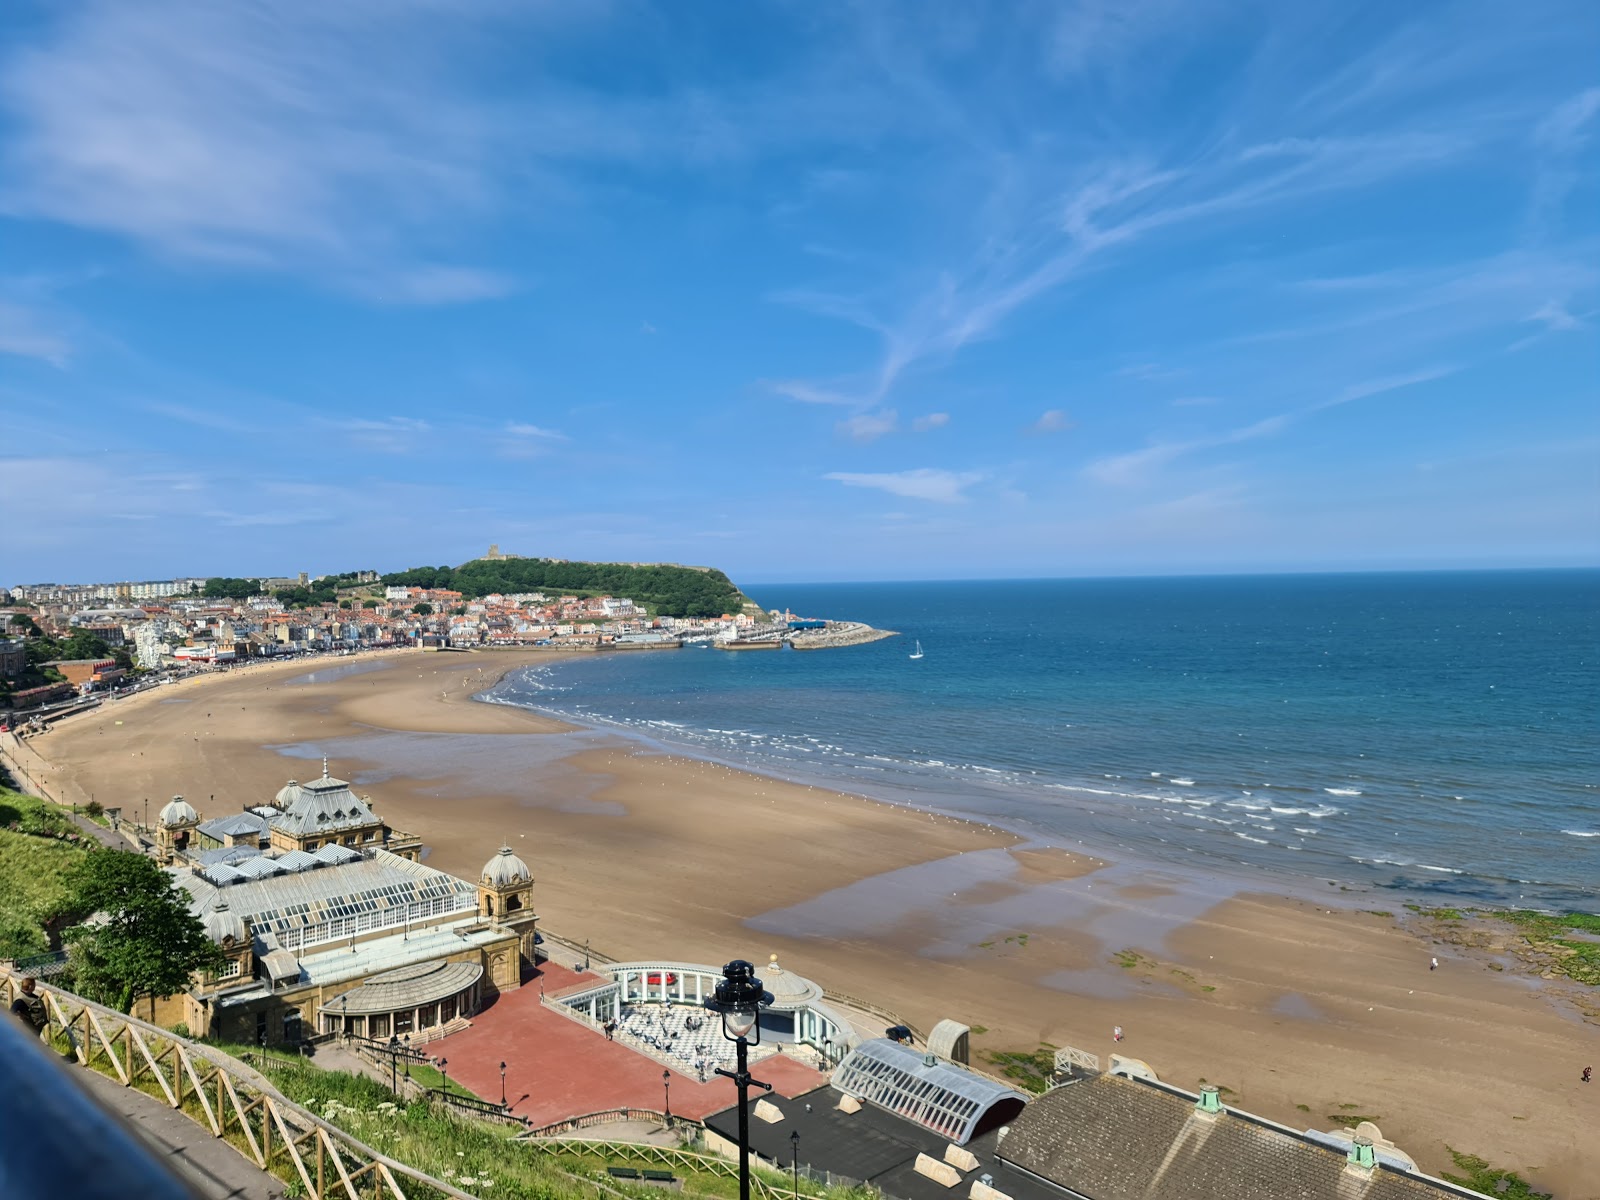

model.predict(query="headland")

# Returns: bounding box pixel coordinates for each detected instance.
[22,647,1598,1195]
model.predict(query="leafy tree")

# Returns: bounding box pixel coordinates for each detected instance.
[22,629,132,672]
[338,600,352,610]
[412,602,434,615]
[203,577,261,600]
[55,850,224,1013]
[9,613,42,636]
[380,558,749,618]
[361,599,379,609]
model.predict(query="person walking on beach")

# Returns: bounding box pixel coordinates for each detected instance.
[1584,1066,1592,1084]
[1430,956,1438,971]
[1113,1025,1123,1043]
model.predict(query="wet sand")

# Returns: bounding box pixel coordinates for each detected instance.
[29,648,1597,1196]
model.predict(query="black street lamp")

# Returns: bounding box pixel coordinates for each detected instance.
[706,959,774,1200]
[402,1034,412,1085]
[438,1057,448,1095]
[662,1069,671,1123]
[500,1060,507,1108]
[387,1035,400,1095]
[790,1130,801,1200]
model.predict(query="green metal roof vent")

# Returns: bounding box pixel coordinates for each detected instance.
[1195,1085,1223,1115]
[1347,1136,1376,1171]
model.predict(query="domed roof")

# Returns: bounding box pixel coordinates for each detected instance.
[204,903,249,946]
[158,796,198,826]
[481,844,532,888]
[275,780,304,806]
[762,953,823,1009]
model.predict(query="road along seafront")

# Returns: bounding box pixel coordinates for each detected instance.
[27,646,1599,1197]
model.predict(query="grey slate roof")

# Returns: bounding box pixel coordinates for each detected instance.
[998,1074,1477,1200]
[703,1087,1064,1200]
[269,771,381,837]
[189,845,264,868]
[197,811,270,841]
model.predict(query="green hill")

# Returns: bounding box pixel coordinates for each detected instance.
[379,558,757,619]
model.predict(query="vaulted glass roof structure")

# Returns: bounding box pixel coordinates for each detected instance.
[831,1038,1028,1145]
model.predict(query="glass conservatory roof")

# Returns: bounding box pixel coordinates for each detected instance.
[831,1038,1028,1145]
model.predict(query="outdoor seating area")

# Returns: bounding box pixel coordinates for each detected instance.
[612,1002,769,1078]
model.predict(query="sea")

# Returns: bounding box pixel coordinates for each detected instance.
[480,571,1599,912]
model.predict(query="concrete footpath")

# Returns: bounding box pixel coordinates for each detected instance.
[76,1066,285,1200]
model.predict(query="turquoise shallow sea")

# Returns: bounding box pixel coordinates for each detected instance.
[484,570,1599,911]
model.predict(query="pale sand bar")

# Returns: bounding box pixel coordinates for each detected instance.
[28,649,1596,1195]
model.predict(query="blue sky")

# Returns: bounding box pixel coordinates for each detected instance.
[2,0,1597,585]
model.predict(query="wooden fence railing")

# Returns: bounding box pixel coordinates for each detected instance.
[0,969,480,1200]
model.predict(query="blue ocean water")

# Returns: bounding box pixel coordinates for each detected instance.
[484,571,1599,910]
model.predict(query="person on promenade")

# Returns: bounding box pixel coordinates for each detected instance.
[10,977,48,1038]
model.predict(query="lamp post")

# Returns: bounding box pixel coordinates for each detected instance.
[500,1060,507,1109]
[387,1036,400,1095]
[706,959,774,1200]
[662,1069,671,1123]
[790,1130,800,1200]
[438,1057,449,1096]
[402,1034,412,1086]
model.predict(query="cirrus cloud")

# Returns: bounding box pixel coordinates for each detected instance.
[824,467,983,503]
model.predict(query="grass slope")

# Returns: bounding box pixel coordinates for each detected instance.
[0,786,90,958]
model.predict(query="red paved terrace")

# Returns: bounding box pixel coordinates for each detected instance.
[428,961,827,1127]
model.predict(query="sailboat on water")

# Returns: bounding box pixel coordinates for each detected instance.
[909,640,924,660]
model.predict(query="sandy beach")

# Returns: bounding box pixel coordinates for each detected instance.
[26,648,1597,1197]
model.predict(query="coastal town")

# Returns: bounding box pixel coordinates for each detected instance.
[0,551,892,717]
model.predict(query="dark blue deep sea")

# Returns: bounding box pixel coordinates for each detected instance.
[483,571,1599,911]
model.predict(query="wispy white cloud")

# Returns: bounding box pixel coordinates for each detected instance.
[825,467,983,503]
[1087,367,1455,486]
[1028,409,1072,434]
[0,301,69,366]
[505,422,566,440]
[837,409,898,442]
[145,401,264,435]
[775,123,1479,412]
[911,412,949,432]
[0,1,533,302]
[1535,87,1600,151]
[767,379,857,406]
[1322,365,1458,409]
[1525,299,1583,333]
[330,416,432,454]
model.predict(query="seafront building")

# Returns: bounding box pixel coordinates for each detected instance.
[139,773,537,1046]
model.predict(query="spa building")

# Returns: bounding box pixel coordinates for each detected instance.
[140,772,538,1046]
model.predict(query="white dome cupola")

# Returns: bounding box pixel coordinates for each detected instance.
[158,796,198,826]
[204,902,249,946]
[481,845,532,888]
